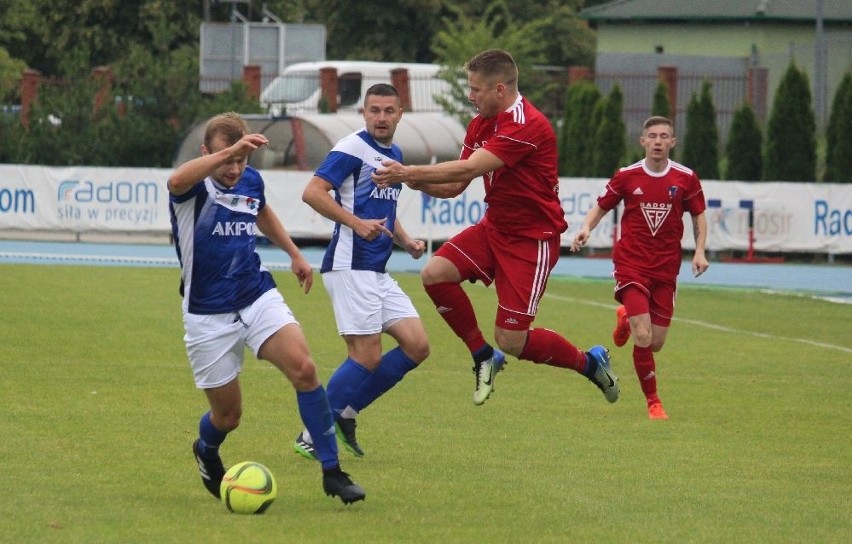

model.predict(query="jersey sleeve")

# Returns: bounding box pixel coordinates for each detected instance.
[244,167,267,211]
[315,150,363,190]
[597,172,625,211]
[683,172,706,215]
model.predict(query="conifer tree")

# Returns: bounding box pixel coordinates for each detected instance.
[763,63,816,181]
[824,72,852,183]
[681,80,719,179]
[652,80,670,118]
[725,104,763,181]
[559,82,601,176]
[593,84,626,177]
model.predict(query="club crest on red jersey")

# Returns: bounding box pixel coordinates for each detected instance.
[640,202,672,236]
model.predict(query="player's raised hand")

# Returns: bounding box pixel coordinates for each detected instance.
[232,133,269,157]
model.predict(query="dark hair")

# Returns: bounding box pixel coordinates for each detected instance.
[465,49,518,87]
[204,112,248,149]
[643,116,674,133]
[364,83,399,104]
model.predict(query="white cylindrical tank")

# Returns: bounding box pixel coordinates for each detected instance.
[173,112,467,171]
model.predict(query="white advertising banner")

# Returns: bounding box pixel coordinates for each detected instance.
[0,164,850,254]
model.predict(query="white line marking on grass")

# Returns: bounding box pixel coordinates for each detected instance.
[543,294,852,355]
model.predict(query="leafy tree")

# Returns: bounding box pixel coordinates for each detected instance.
[763,63,816,181]
[0,0,598,167]
[681,80,719,179]
[16,71,102,165]
[724,103,763,181]
[558,81,601,176]
[592,84,626,177]
[0,0,202,77]
[278,0,445,62]
[824,72,852,183]
[651,80,670,118]
[0,47,26,102]
[430,3,550,125]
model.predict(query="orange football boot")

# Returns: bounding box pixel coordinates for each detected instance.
[612,305,630,347]
[648,400,669,420]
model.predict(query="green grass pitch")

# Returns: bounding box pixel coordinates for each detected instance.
[1,263,849,543]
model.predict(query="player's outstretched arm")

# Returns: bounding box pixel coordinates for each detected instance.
[167,134,268,196]
[372,148,503,190]
[257,205,313,293]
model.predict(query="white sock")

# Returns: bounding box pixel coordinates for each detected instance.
[340,406,359,419]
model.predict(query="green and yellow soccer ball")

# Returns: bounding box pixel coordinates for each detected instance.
[220,461,277,514]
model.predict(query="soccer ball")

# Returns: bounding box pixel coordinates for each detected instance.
[220,461,277,514]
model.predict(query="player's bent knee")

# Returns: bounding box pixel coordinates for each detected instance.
[494,329,525,357]
[408,341,430,364]
[286,359,321,391]
[216,411,242,432]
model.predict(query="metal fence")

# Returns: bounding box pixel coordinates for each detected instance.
[596,71,750,145]
[200,66,754,146]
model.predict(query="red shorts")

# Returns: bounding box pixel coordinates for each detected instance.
[613,266,677,327]
[435,223,560,330]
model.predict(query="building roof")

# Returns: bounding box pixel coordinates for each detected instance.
[581,0,852,23]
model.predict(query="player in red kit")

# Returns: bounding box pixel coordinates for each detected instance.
[572,116,709,419]
[373,49,619,406]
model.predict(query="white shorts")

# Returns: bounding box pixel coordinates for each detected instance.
[322,270,419,336]
[183,288,298,389]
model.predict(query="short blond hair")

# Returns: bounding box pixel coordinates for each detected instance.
[466,49,518,88]
[204,112,249,150]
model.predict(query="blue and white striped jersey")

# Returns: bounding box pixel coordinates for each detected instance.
[169,166,276,314]
[315,129,404,273]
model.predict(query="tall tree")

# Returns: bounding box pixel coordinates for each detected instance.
[763,63,816,181]
[681,80,719,179]
[559,81,601,176]
[725,103,763,181]
[823,72,852,183]
[592,84,626,177]
[651,80,670,118]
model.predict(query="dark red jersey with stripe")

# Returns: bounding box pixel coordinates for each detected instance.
[461,95,567,240]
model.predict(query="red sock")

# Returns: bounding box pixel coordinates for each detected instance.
[518,328,586,373]
[424,282,486,353]
[632,345,658,403]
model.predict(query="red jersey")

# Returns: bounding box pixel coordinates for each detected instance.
[598,159,706,280]
[461,95,567,240]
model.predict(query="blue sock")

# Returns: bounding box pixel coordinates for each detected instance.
[198,411,227,457]
[351,347,417,412]
[296,386,339,470]
[326,358,372,416]
[583,352,597,378]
